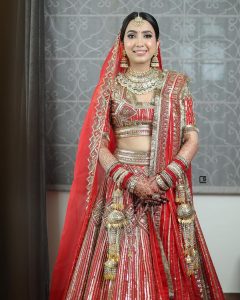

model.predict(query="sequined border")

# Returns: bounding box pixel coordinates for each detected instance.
[85,36,120,203]
[150,71,188,174]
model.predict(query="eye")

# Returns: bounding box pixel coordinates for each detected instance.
[144,34,153,39]
[127,33,135,39]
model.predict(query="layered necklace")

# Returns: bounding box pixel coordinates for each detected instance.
[117,67,163,95]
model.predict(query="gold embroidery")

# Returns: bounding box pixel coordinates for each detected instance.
[86,35,120,203]
[172,73,187,156]
[115,124,152,138]
[151,71,176,173]
[115,148,151,166]
[104,187,128,280]
[111,79,155,129]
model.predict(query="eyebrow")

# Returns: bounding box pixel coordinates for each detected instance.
[126,30,153,34]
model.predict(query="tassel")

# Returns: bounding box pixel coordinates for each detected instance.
[176,178,199,276]
[177,203,199,275]
[104,186,127,280]
[175,184,186,203]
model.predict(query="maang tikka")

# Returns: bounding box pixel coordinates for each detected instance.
[133,13,144,27]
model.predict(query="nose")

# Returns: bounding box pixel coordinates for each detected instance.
[135,36,144,47]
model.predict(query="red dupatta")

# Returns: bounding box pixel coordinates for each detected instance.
[148,69,224,299]
[49,35,163,300]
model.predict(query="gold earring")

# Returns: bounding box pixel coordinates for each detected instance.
[151,52,159,68]
[120,49,128,68]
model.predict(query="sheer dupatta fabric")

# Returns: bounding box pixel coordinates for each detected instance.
[49,35,163,300]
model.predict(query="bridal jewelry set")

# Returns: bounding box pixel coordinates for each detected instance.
[117,67,163,95]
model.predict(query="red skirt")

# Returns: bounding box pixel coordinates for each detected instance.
[64,164,224,300]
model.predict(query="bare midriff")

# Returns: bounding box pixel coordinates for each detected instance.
[116,136,151,152]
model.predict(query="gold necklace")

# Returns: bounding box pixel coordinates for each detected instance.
[117,67,163,95]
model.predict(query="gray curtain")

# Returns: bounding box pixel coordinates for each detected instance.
[0,0,49,299]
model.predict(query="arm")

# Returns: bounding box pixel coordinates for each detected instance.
[177,130,198,163]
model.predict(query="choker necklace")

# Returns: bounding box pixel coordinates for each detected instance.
[128,67,153,76]
[117,67,163,95]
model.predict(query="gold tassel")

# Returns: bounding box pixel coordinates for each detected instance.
[104,187,127,280]
[175,184,186,204]
[176,184,199,276]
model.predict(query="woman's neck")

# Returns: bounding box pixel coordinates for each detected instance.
[129,63,151,73]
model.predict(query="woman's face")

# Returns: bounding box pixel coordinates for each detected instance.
[123,19,159,71]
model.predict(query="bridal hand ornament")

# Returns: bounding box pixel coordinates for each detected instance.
[177,201,199,276]
[104,187,128,280]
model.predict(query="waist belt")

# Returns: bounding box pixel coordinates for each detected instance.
[115,124,152,138]
[115,148,151,166]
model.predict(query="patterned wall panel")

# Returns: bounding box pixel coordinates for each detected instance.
[45,0,240,193]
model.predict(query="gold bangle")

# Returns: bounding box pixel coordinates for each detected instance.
[183,124,199,134]
[156,175,169,191]
[160,170,173,188]
[168,162,183,179]
[176,154,189,169]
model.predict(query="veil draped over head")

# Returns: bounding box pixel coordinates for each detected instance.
[49,34,163,299]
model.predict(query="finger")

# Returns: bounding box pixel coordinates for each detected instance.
[146,200,162,206]
[148,196,168,205]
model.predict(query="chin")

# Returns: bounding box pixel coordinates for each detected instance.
[131,58,151,65]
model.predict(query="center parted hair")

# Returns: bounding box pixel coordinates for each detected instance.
[120,12,160,42]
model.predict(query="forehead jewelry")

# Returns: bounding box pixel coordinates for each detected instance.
[133,13,144,26]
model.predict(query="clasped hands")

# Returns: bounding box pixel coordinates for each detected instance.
[133,175,168,207]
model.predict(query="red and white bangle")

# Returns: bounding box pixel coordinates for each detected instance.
[175,155,189,170]
[122,172,134,189]
[107,163,121,177]
[114,169,129,186]
[107,162,136,191]
[156,155,190,189]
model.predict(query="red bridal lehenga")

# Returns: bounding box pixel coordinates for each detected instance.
[49,35,224,300]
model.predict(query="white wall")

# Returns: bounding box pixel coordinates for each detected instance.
[194,195,240,293]
[47,191,240,293]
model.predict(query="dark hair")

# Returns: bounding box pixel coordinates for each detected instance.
[120,12,159,42]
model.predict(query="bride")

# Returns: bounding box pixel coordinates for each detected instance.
[50,12,224,300]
